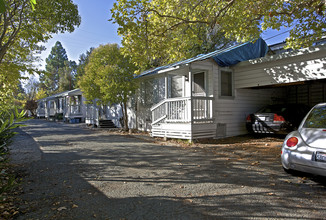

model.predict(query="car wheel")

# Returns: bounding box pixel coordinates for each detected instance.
[283,166,301,176]
[283,166,293,174]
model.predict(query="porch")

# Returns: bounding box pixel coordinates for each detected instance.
[143,64,216,140]
[151,96,216,139]
[63,89,85,123]
[85,104,122,128]
[65,104,84,122]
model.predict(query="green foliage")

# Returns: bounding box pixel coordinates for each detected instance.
[0,0,5,13]
[111,0,326,71]
[0,64,22,114]
[35,88,47,101]
[40,41,77,93]
[0,0,80,117]
[0,108,26,157]
[0,107,25,209]
[40,41,68,93]
[76,47,94,84]
[24,100,37,116]
[0,0,36,13]
[58,60,77,92]
[78,44,137,130]
[0,0,80,82]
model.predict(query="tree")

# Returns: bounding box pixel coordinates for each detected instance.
[13,81,26,109]
[0,0,80,114]
[0,0,36,13]
[111,0,326,70]
[0,64,21,113]
[78,44,137,131]
[39,41,68,93]
[0,0,80,71]
[58,60,77,92]
[24,75,39,100]
[76,47,94,82]
[24,99,37,116]
[40,41,77,93]
[35,87,47,100]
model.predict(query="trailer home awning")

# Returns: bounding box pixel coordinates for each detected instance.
[212,38,268,67]
[136,38,268,78]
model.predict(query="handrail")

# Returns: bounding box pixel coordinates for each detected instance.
[152,115,167,125]
[192,96,214,100]
[151,97,191,111]
[151,96,214,125]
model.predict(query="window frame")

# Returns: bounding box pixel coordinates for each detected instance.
[219,68,234,99]
[192,70,207,96]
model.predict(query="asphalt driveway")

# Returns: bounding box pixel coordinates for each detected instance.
[10,119,326,219]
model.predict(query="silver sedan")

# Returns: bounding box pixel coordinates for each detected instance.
[281,103,326,177]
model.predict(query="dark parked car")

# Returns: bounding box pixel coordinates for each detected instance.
[246,104,310,134]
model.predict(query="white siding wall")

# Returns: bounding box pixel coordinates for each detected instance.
[214,88,285,137]
[190,58,287,138]
[234,45,326,89]
[191,59,214,97]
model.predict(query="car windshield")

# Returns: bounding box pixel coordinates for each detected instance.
[303,105,326,128]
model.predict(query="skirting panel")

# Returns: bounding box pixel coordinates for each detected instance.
[152,122,216,140]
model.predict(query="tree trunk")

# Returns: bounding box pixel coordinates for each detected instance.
[122,101,129,131]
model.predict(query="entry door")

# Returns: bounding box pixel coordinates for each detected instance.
[193,72,206,96]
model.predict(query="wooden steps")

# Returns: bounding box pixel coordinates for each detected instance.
[99,120,116,128]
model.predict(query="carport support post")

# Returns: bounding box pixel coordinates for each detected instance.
[164,74,168,141]
[165,74,168,99]
[188,64,193,141]
[164,74,168,121]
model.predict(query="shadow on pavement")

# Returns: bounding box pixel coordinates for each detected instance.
[12,119,326,219]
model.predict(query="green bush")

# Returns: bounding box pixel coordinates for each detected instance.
[0,108,26,160]
[0,107,26,213]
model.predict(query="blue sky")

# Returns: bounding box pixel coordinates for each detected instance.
[37,0,289,70]
[37,0,121,69]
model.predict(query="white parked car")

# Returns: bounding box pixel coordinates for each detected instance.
[281,103,326,177]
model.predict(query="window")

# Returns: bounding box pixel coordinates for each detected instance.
[193,72,206,95]
[140,78,165,107]
[303,105,326,128]
[220,69,233,97]
[152,78,165,104]
[169,75,183,98]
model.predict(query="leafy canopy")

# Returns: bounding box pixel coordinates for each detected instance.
[78,44,137,130]
[39,41,77,94]
[0,0,36,13]
[111,0,326,71]
[79,43,137,104]
[76,47,94,83]
[0,0,80,70]
[0,0,80,112]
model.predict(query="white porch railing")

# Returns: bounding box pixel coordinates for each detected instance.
[151,96,213,125]
[71,105,81,115]
[65,105,82,117]
[192,96,213,121]
[85,105,98,121]
[36,108,45,117]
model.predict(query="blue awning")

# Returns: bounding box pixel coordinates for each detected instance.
[212,38,268,67]
[136,38,268,78]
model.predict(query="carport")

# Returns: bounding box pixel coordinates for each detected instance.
[234,43,326,108]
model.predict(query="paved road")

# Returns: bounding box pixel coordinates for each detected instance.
[10,119,326,219]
